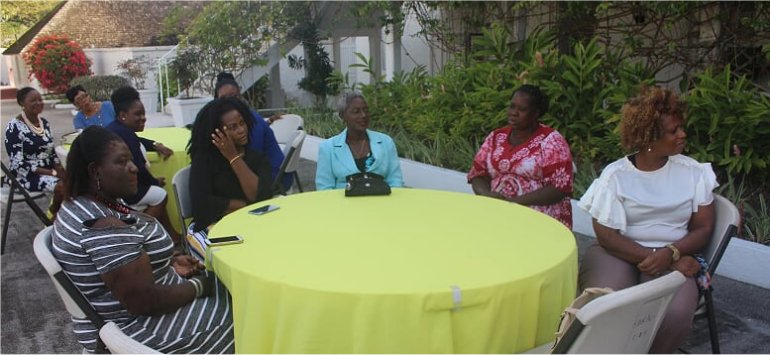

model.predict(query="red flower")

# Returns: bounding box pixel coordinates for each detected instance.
[23,34,92,93]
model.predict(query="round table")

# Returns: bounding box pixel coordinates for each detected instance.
[209,188,577,353]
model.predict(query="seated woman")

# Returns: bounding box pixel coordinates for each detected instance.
[213,72,289,191]
[468,84,574,228]
[315,92,403,190]
[4,87,64,194]
[52,125,234,353]
[106,86,181,242]
[187,97,273,260]
[66,85,116,129]
[578,86,716,353]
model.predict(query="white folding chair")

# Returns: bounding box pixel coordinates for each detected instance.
[172,165,193,250]
[32,226,160,354]
[1,162,52,254]
[273,130,307,195]
[689,193,740,354]
[100,321,160,354]
[525,271,686,354]
[270,114,304,151]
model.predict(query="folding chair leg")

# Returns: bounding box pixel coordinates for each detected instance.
[24,193,52,227]
[293,172,303,193]
[1,189,15,254]
[705,290,721,354]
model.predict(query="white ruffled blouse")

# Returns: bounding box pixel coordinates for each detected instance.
[578,154,718,248]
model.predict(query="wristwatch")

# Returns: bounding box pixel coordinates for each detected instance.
[665,243,681,261]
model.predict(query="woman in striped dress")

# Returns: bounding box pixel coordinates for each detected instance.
[52,126,234,353]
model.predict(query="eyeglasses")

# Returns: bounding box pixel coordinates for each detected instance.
[74,93,90,105]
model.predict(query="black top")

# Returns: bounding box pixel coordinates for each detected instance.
[189,148,273,232]
[106,121,158,204]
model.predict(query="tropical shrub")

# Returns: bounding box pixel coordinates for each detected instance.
[116,56,153,90]
[684,66,770,180]
[68,75,130,101]
[23,34,92,93]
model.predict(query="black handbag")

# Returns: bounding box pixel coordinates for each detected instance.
[345,172,392,197]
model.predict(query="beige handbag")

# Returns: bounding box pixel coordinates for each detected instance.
[552,287,614,352]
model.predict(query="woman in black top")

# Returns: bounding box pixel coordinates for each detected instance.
[187,97,273,258]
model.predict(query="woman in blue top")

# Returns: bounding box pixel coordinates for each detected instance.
[66,85,116,129]
[213,72,289,192]
[315,92,403,190]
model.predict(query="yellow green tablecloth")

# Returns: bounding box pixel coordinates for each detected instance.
[137,127,191,234]
[209,188,578,353]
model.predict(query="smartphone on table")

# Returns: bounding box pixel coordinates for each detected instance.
[205,235,244,246]
[249,205,280,215]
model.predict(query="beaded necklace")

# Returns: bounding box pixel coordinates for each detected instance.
[91,194,134,215]
[20,112,45,136]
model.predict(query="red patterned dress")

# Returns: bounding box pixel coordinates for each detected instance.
[468,124,574,228]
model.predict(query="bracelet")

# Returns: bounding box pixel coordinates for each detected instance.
[229,154,242,165]
[665,243,681,261]
[188,278,203,298]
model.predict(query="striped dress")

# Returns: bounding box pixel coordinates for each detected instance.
[52,196,235,353]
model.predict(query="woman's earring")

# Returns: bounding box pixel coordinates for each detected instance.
[647,146,653,152]
[96,176,102,191]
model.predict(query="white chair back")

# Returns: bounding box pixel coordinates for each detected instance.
[703,194,740,274]
[554,271,686,354]
[272,130,307,195]
[32,226,90,319]
[172,165,193,233]
[99,322,160,354]
[271,114,304,147]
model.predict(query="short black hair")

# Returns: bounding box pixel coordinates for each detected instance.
[110,86,140,116]
[66,85,87,103]
[512,84,549,117]
[64,126,124,199]
[214,72,239,98]
[16,87,37,106]
[188,97,254,158]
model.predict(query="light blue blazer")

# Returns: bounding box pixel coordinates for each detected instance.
[316,128,404,190]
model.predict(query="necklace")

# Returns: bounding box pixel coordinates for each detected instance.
[20,111,45,136]
[91,194,134,215]
[85,102,102,124]
[347,137,369,157]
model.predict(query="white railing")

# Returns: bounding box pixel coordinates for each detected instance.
[156,44,179,113]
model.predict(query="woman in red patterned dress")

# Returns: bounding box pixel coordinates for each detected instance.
[468,84,574,228]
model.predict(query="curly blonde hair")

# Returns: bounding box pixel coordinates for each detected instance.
[620,86,685,152]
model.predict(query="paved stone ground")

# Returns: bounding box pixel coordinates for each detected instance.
[2,101,769,353]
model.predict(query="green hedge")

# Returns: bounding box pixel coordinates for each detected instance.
[69,75,130,101]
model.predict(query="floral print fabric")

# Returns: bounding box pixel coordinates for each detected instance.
[468,124,574,228]
[4,116,59,192]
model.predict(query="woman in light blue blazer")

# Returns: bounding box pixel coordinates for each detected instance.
[316,92,404,190]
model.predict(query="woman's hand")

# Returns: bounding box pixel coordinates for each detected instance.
[670,256,701,277]
[637,248,674,276]
[156,176,166,187]
[172,255,205,278]
[53,164,65,178]
[211,128,239,161]
[154,143,174,160]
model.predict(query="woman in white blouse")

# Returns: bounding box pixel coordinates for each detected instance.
[578,86,717,353]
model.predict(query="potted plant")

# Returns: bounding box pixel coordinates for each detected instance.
[166,47,211,127]
[116,56,159,113]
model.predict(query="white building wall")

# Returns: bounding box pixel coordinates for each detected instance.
[0,49,9,86]
[83,46,175,91]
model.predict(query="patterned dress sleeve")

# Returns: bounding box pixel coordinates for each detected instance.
[467,131,495,182]
[540,131,574,195]
[4,120,33,176]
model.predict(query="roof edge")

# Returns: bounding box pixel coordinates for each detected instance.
[3,1,67,55]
